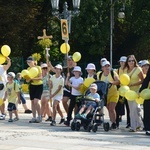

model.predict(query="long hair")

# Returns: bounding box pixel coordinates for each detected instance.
[123,55,138,70]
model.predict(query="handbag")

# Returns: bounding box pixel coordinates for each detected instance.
[0,83,4,90]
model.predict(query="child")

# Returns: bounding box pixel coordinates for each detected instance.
[3,72,21,122]
[76,83,100,119]
[50,64,64,126]
[85,63,97,80]
[64,66,83,126]
[16,73,32,114]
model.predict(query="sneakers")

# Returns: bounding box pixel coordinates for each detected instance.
[146,131,150,136]
[24,109,32,114]
[64,120,70,126]
[29,118,37,123]
[45,116,52,122]
[8,118,13,122]
[59,118,65,124]
[0,114,6,120]
[50,120,56,126]
[126,123,130,128]
[111,123,117,130]
[36,116,42,123]
[75,113,81,118]
[81,113,87,119]
[129,129,136,132]
[14,117,19,121]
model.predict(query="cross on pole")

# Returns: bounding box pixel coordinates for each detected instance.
[37,29,53,68]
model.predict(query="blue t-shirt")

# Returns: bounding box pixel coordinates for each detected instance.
[87,93,100,101]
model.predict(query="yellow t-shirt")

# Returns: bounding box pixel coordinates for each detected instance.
[27,66,43,85]
[50,75,64,96]
[6,81,20,104]
[100,71,119,103]
[125,67,142,92]
[96,71,102,80]
[114,67,127,77]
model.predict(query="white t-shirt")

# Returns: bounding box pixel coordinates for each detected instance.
[0,65,8,98]
[69,76,83,96]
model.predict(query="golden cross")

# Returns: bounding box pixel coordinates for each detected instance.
[37,29,53,40]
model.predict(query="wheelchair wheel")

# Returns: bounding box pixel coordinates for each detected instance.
[75,122,81,131]
[92,125,98,132]
[103,122,110,132]
[87,123,92,132]
[71,122,75,131]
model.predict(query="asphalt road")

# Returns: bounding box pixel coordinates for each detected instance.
[0,96,149,150]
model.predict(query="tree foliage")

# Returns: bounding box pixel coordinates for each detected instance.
[0,0,149,68]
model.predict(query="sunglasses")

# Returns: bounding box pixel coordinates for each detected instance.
[128,60,135,62]
[42,67,47,70]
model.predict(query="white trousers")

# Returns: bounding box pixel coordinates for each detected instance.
[128,100,142,130]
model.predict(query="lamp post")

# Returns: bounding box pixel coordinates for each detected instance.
[51,0,80,34]
[51,0,80,66]
[110,0,125,68]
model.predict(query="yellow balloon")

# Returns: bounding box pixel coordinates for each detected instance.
[140,89,150,100]
[79,84,88,94]
[28,67,39,78]
[120,74,130,86]
[1,45,11,56]
[21,70,29,77]
[0,54,6,64]
[125,90,138,101]
[119,86,130,97]
[136,97,144,104]
[60,43,70,54]
[83,78,95,88]
[72,52,81,62]
[0,98,4,106]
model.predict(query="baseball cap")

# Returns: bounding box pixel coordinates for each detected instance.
[90,83,97,90]
[41,63,48,68]
[26,56,34,62]
[73,66,82,72]
[100,58,107,62]
[7,72,15,78]
[55,64,62,70]
[119,56,127,62]
[101,61,110,67]
[67,55,73,60]
[141,60,150,67]
[85,63,96,70]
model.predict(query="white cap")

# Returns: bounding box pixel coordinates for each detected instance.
[73,66,81,72]
[55,64,62,70]
[41,63,48,68]
[101,61,110,67]
[85,63,96,70]
[141,60,150,67]
[90,83,97,90]
[119,56,127,62]
[7,72,15,78]
[101,58,107,62]
[138,60,143,66]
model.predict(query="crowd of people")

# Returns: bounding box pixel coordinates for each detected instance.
[0,54,150,136]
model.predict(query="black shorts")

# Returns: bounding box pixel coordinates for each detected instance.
[63,90,71,98]
[7,103,17,111]
[29,84,43,100]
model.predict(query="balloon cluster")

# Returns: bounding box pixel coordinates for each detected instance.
[21,67,39,80]
[119,73,150,104]
[60,42,81,62]
[0,45,11,64]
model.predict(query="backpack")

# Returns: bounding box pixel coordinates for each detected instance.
[6,79,21,92]
[99,69,120,89]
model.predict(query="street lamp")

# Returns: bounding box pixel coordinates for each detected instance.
[51,0,80,33]
[110,0,125,68]
[51,0,81,66]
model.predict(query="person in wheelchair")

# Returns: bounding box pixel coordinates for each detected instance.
[75,83,100,119]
